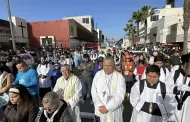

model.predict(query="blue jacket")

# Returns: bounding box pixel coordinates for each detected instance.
[14,68,38,95]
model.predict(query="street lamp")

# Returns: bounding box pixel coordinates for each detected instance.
[6,0,16,51]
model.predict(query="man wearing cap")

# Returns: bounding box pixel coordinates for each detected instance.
[130,65,177,122]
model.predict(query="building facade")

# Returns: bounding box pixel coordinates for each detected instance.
[63,15,98,41]
[138,5,189,47]
[11,16,29,48]
[0,19,11,49]
[28,19,97,49]
[95,29,104,43]
[63,15,94,32]
[0,16,30,49]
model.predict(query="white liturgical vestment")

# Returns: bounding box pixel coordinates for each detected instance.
[91,70,126,122]
[37,64,51,88]
[166,70,190,122]
[53,74,82,122]
[130,80,177,122]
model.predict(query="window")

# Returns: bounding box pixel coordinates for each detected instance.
[82,18,90,24]
[82,18,86,23]
[91,18,94,29]
[150,15,159,21]
[86,18,89,24]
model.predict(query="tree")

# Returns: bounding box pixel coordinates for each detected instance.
[166,0,175,8]
[131,10,142,42]
[183,0,190,53]
[140,5,155,46]
[123,21,136,46]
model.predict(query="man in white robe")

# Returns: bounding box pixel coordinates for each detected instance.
[37,56,52,98]
[142,56,169,82]
[53,64,82,122]
[165,53,190,122]
[130,65,177,122]
[91,57,126,122]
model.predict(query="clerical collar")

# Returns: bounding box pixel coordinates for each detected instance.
[146,80,160,89]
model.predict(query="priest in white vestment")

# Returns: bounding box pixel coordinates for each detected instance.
[53,64,82,122]
[37,56,52,98]
[130,65,177,122]
[91,57,126,122]
[165,53,190,122]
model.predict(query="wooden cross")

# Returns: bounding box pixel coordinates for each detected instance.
[18,22,26,38]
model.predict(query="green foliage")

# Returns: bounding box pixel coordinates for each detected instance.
[140,5,155,21]
[123,22,136,36]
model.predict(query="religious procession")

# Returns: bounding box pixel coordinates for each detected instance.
[1,0,190,122]
[0,46,189,122]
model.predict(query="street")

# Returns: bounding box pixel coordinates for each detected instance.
[80,96,133,122]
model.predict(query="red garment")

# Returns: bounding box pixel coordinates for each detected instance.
[123,61,133,76]
[136,65,146,80]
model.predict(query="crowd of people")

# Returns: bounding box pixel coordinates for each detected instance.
[0,46,189,122]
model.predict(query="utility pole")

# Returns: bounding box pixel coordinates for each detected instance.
[6,0,16,51]
[183,0,190,53]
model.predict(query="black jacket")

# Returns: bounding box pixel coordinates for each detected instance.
[2,100,39,122]
[35,100,73,122]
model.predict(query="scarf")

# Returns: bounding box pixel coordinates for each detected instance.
[64,74,76,102]
[57,74,76,103]
[44,101,63,122]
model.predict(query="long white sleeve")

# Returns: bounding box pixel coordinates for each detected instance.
[91,74,104,108]
[130,82,145,112]
[37,64,41,75]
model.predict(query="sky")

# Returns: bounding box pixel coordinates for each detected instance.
[0,0,183,41]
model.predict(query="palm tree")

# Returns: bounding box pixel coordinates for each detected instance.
[140,5,155,46]
[166,0,175,8]
[131,10,142,42]
[123,22,136,46]
[183,0,190,53]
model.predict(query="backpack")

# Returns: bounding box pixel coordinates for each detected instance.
[139,79,166,100]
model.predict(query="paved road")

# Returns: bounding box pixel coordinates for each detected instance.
[79,96,133,122]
